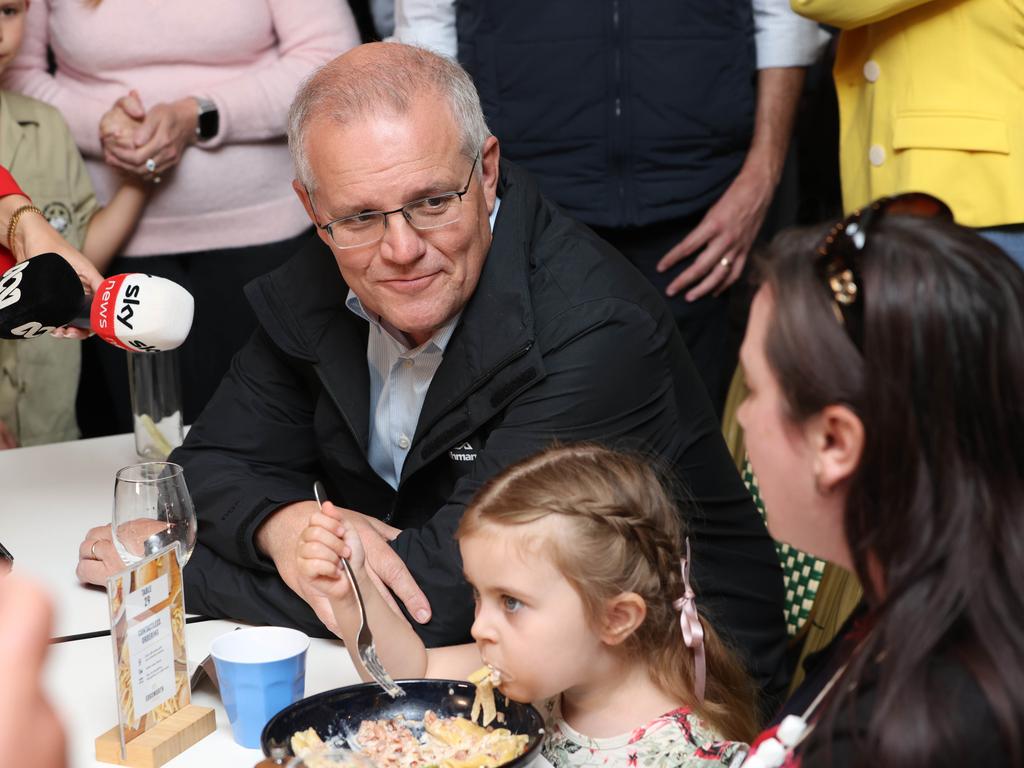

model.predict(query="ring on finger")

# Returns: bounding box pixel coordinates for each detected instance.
[145,157,157,173]
[719,256,732,270]
[90,540,102,559]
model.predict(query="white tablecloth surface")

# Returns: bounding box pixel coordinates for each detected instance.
[46,619,362,768]
[1,433,140,639]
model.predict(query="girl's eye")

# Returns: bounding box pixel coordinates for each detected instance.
[471,587,481,604]
[502,596,522,613]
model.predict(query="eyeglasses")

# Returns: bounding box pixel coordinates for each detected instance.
[815,192,953,352]
[308,154,480,249]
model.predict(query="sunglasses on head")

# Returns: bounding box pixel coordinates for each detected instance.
[815,192,954,352]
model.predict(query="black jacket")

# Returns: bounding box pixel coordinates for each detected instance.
[456,0,756,228]
[774,607,1005,767]
[176,162,789,701]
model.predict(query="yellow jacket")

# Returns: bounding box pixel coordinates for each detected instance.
[792,0,1024,227]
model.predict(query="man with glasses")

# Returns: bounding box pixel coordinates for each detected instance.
[155,43,790,704]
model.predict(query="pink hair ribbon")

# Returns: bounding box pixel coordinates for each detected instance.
[672,537,706,702]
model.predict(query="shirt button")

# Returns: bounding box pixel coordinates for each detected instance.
[403,358,414,368]
[862,60,881,82]
[398,434,410,449]
[869,144,886,167]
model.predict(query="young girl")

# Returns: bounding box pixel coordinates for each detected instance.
[297,443,760,767]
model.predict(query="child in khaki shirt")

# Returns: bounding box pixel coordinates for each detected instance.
[0,0,147,448]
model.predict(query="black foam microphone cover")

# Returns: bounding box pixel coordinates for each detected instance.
[0,252,85,339]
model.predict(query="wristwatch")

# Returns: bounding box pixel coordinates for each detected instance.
[195,97,219,141]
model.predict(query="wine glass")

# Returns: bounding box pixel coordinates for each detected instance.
[112,462,197,567]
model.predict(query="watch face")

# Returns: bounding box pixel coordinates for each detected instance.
[198,106,219,140]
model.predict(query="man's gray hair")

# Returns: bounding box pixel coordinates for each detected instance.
[288,44,492,191]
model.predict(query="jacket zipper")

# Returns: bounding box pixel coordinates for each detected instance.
[611,0,626,217]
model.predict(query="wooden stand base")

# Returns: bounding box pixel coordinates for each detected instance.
[95,705,216,768]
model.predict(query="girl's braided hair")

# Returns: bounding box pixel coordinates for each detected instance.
[456,443,760,741]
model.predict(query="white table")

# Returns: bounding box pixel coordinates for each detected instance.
[45,619,363,768]
[12,436,550,768]
[0,433,141,639]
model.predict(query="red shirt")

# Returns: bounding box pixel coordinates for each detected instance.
[0,166,28,271]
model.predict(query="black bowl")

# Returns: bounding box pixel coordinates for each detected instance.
[261,679,545,767]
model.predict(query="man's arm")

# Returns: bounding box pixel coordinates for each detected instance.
[392,0,458,58]
[657,67,804,300]
[791,0,938,29]
[657,0,826,300]
[252,499,432,632]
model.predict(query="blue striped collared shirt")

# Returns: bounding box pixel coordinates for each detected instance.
[346,197,500,488]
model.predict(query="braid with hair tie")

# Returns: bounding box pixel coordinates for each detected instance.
[538,495,683,593]
[536,492,705,700]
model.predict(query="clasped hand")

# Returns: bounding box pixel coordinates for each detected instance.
[100,90,197,179]
[297,503,364,603]
[266,501,432,635]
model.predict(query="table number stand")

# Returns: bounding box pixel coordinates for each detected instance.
[95,544,214,768]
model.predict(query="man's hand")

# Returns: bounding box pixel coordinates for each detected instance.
[657,164,775,301]
[346,510,432,624]
[256,501,339,632]
[0,577,66,768]
[657,66,806,302]
[75,524,126,585]
[258,501,432,632]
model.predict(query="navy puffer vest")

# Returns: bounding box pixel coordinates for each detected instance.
[457,0,756,228]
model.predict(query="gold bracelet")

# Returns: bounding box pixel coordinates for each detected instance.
[6,204,44,255]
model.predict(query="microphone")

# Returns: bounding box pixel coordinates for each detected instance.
[0,253,194,351]
[86,273,194,353]
[0,253,84,339]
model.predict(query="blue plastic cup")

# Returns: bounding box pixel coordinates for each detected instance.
[210,626,310,748]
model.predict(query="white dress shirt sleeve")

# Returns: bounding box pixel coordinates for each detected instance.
[391,0,458,59]
[753,0,831,68]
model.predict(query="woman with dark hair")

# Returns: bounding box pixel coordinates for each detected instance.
[735,194,1024,767]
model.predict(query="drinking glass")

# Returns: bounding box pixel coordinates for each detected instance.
[128,351,184,460]
[112,462,197,567]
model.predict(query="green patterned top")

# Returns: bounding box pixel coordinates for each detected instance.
[742,457,826,635]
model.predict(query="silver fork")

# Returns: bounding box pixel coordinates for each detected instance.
[313,481,406,698]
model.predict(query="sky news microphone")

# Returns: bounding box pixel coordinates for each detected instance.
[0,252,194,351]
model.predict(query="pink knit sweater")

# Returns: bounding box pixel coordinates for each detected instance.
[3,0,360,257]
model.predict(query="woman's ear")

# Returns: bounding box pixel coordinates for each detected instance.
[808,404,864,494]
[598,593,647,646]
